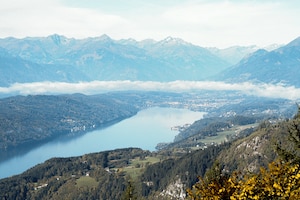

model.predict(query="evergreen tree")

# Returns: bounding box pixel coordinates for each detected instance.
[122,180,137,200]
[276,104,300,164]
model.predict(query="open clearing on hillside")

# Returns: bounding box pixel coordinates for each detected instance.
[199,123,259,144]
[76,176,98,188]
[121,156,160,180]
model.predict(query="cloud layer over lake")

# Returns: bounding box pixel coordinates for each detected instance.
[1,81,300,100]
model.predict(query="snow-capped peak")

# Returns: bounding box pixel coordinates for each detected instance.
[160,36,189,46]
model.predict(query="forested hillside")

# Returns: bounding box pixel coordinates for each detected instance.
[174,115,257,142]
[0,93,139,151]
[0,148,150,200]
[187,107,300,199]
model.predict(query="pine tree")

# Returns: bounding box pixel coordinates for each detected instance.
[276,104,300,164]
[122,180,137,200]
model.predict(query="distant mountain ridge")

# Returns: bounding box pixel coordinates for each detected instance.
[1,34,299,87]
[0,34,231,86]
[214,37,300,87]
[207,44,282,65]
[0,47,86,87]
[208,45,260,65]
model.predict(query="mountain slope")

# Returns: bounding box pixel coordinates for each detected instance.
[0,148,149,200]
[218,107,300,174]
[208,44,282,65]
[134,37,231,80]
[0,93,138,152]
[214,37,300,87]
[0,47,89,86]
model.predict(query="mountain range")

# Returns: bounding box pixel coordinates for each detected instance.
[0,35,231,86]
[0,34,299,88]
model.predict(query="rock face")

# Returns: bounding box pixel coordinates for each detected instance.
[159,178,186,200]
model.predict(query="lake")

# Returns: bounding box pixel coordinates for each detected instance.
[0,107,205,179]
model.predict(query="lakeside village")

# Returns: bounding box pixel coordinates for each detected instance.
[171,124,191,132]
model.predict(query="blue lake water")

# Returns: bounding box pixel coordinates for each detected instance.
[0,107,205,179]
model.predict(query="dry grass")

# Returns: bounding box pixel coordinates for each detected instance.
[76,176,98,188]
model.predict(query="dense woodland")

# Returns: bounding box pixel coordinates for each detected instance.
[0,93,140,151]
[175,115,256,141]
[0,105,299,199]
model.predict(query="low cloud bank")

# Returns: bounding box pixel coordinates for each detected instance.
[0,80,299,100]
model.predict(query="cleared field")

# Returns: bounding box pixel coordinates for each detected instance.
[199,123,259,144]
[76,176,98,188]
[130,156,160,166]
[200,130,235,144]
[122,156,160,180]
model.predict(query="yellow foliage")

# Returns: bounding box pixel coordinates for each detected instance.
[187,160,300,200]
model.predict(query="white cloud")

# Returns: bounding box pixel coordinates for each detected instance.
[0,0,300,47]
[1,81,300,100]
[0,0,131,39]
[158,1,300,47]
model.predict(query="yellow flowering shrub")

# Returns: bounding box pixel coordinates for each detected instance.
[187,161,300,200]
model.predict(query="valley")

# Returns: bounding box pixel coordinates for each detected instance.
[0,106,204,179]
[1,0,300,198]
[0,90,298,199]
[0,90,293,155]
[2,108,299,200]
[0,34,300,199]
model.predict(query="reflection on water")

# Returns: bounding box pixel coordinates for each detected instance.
[0,107,205,179]
[0,119,123,163]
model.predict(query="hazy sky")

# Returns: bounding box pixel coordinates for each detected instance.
[1,0,300,48]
